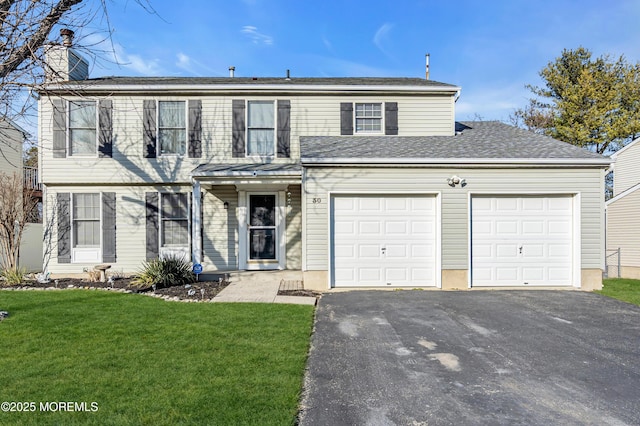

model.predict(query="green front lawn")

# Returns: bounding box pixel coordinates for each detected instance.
[0,290,314,425]
[597,278,640,306]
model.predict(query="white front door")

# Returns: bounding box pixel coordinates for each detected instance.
[331,195,438,287]
[239,192,286,270]
[471,195,574,286]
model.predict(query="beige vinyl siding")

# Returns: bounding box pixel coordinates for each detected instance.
[39,94,454,185]
[613,140,640,196]
[607,188,640,268]
[0,122,23,174]
[202,186,238,270]
[43,184,191,275]
[303,167,605,271]
[285,185,302,269]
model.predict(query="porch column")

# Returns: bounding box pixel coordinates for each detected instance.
[191,179,202,264]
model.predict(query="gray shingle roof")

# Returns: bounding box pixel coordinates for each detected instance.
[300,121,609,164]
[53,76,458,89]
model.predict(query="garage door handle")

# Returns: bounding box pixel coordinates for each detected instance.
[519,246,523,254]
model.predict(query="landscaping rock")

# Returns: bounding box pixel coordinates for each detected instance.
[0,311,8,321]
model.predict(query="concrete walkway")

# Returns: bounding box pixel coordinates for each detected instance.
[212,270,316,305]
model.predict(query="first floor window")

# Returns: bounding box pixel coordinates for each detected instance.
[73,193,100,247]
[355,103,382,133]
[161,193,189,246]
[247,100,275,156]
[158,101,186,155]
[69,101,97,155]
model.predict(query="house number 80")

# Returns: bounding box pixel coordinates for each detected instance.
[312,198,322,204]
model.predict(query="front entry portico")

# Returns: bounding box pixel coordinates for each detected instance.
[190,163,302,272]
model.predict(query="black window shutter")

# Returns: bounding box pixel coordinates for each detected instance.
[232,99,246,157]
[340,102,353,135]
[98,99,113,158]
[188,100,202,158]
[52,99,67,158]
[102,192,116,262]
[143,100,156,158]
[145,192,159,260]
[385,102,398,135]
[57,193,71,263]
[277,100,291,158]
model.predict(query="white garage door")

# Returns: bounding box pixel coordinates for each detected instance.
[331,195,437,287]
[471,195,574,286]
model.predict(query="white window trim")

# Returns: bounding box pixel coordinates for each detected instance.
[245,100,277,159]
[156,100,188,157]
[159,192,191,261]
[354,102,384,135]
[67,99,98,158]
[71,192,102,263]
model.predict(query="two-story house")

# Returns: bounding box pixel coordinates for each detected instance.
[38,34,610,290]
[606,138,640,278]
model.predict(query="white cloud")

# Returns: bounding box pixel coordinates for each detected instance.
[80,33,163,76]
[241,26,274,45]
[373,23,394,57]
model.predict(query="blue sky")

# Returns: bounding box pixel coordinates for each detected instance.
[77,0,640,122]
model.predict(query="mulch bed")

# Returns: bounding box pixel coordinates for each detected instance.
[1,277,230,302]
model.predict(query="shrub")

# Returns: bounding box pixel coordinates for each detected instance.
[1,267,27,286]
[132,255,196,289]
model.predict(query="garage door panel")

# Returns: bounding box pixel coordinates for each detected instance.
[496,244,519,258]
[358,244,381,258]
[335,244,355,259]
[522,220,544,235]
[334,221,355,235]
[496,198,518,211]
[497,221,519,235]
[472,195,573,287]
[332,195,437,287]
[522,267,544,282]
[496,267,519,281]
[385,221,409,235]
[359,198,382,211]
[523,244,544,258]
[473,219,493,235]
[522,197,544,211]
[548,220,571,235]
[359,268,382,282]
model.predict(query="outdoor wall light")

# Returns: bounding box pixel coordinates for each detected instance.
[223,201,229,210]
[447,175,467,187]
[286,191,292,207]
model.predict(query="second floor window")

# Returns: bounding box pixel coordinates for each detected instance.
[158,101,186,155]
[69,101,96,155]
[161,193,189,247]
[355,103,382,133]
[247,101,275,156]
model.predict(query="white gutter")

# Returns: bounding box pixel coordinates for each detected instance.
[191,170,302,178]
[41,83,461,94]
[300,157,612,166]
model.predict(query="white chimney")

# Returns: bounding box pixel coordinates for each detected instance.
[44,29,89,82]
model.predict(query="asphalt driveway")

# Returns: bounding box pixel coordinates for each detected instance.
[299,291,640,425]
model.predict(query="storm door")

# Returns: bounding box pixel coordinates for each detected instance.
[248,194,277,260]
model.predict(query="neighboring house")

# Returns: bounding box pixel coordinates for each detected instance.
[38,35,610,290]
[0,119,42,272]
[606,137,640,278]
